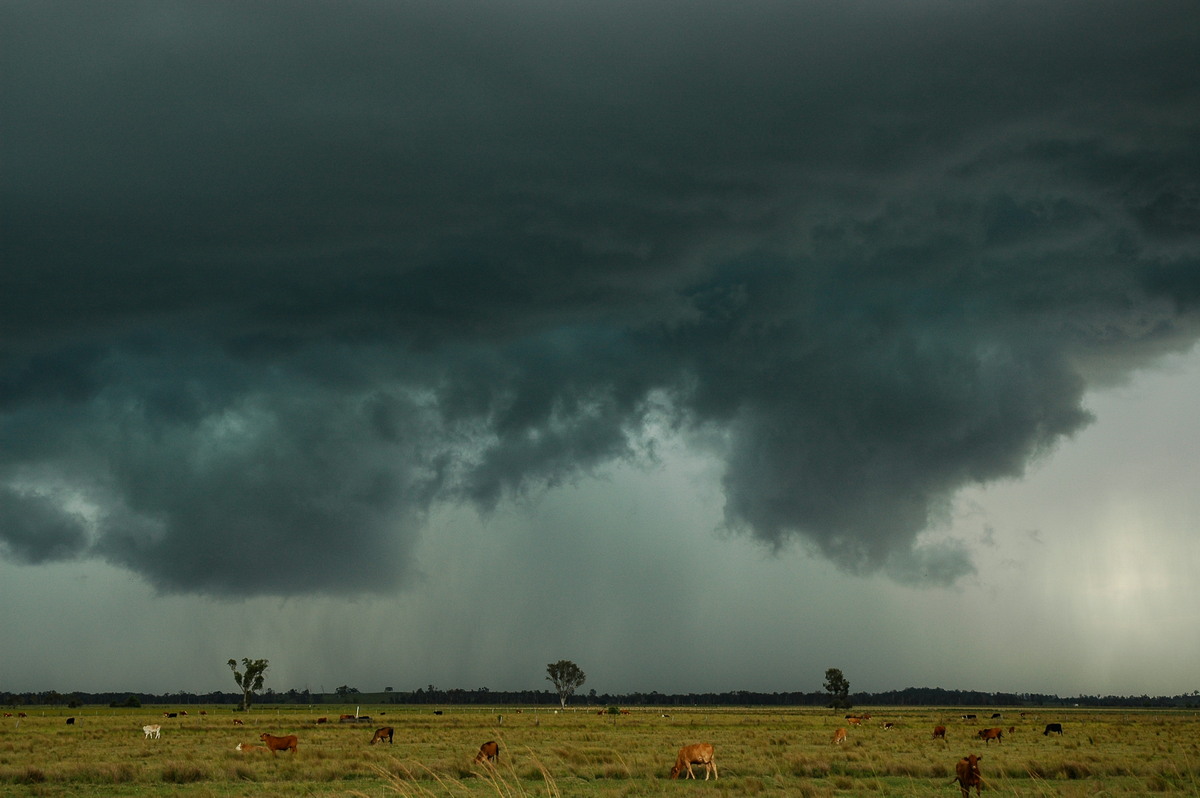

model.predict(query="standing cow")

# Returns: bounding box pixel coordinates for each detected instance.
[474,740,500,763]
[952,754,984,797]
[669,743,717,780]
[977,727,1003,745]
[370,726,394,745]
[259,732,299,754]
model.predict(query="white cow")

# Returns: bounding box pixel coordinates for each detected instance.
[143,724,161,739]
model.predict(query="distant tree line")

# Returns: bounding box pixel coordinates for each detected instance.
[4,685,1198,709]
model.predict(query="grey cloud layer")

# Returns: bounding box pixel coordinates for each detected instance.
[3,1,1198,594]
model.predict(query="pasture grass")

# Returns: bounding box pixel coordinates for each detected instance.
[0,704,1196,796]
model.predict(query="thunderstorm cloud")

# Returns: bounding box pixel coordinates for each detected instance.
[3,1,1199,596]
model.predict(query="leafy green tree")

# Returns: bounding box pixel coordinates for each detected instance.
[824,667,851,711]
[335,685,360,701]
[546,660,586,709]
[228,658,269,711]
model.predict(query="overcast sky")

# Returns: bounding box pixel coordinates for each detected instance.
[2,1,1199,699]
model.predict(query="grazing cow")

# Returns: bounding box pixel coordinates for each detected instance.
[670,743,717,780]
[832,728,848,744]
[1043,722,1064,736]
[259,733,299,754]
[1008,726,1015,734]
[370,726,394,745]
[977,727,1003,745]
[991,713,1001,719]
[143,724,161,739]
[961,714,977,720]
[236,743,270,753]
[933,725,947,739]
[17,712,27,718]
[233,719,244,725]
[66,717,75,725]
[474,740,500,763]
[316,717,328,724]
[199,710,207,716]
[951,754,983,798]
[433,710,443,716]
[179,711,188,716]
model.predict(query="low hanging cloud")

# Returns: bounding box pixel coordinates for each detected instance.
[2,1,1199,595]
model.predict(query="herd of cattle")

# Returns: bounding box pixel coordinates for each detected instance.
[829,713,1067,797]
[11,707,1067,789]
[202,710,1067,791]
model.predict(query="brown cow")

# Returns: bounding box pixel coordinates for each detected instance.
[933,725,947,739]
[370,726,394,745]
[474,740,500,763]
[951,754,983,797]
[259,732,299,754]
[316,717,328,724]
[977,727,1003,745]
[233,719,244,725]
[832,727,848,744]
[670,743,717,780]
[846,716,863,726]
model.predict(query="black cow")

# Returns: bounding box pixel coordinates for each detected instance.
[1043,723,1064,736]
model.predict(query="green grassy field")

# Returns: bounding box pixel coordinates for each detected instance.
[1,705,1197,796]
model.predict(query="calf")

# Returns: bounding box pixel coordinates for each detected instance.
[670,743,717,780]
[933,725,947,739]
[236,742,271,753]
[143,724,161,739]
[1043,722,1064,735]
[370,726,394,745]
[474,740,500,763]
[952,754,983,798]
[832,728,848,744]
[259,732,299,754]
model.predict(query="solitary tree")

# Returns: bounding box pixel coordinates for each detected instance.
[228,658,269,711]
[546,660,587,709]
[824,667,851,711]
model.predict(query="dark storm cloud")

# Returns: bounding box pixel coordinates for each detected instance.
[2,1,1199,594]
